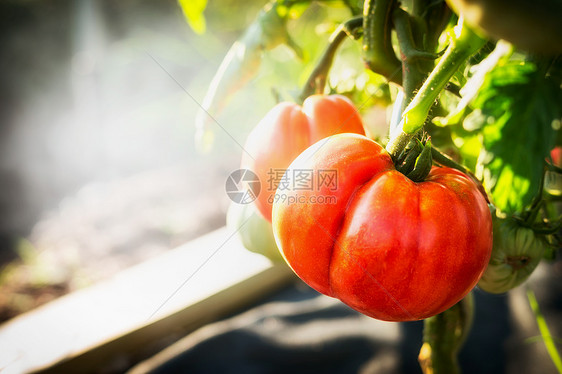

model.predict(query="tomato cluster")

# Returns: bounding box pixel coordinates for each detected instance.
[237,95,493,321]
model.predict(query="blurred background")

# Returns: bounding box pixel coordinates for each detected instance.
[1,1,561,373]
[0,0,380,322]
[0,0,280,321]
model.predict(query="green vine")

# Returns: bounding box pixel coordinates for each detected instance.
[386,17,486,159]
[299,16,363,102]
[418,293,474,374]
[362,0,402,84]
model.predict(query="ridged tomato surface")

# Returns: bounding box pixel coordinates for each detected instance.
[272,133,492,321]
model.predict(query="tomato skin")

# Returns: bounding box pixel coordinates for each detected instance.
[241,95,365,222]
[272,133,493,321]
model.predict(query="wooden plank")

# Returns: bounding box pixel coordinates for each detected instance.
[0,227,295,374]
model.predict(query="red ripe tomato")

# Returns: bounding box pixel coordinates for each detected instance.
[242,95,365,222]
[272,133,493,321]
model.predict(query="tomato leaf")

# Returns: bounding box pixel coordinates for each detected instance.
[475,61,561,214]
[178,0,207,34]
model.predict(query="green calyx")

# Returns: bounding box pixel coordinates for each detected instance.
[395,138,433,182]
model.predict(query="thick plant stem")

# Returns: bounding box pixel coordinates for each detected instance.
[362,0,402,84]
[393,7,436,104]
[386,18,486,159]
[418,293,474,374]
[299,17,363,102]
[412,0,427,17]
[423,0,452,54]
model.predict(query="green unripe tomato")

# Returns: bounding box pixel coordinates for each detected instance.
[226,202,284,263]
[478,213,547,294]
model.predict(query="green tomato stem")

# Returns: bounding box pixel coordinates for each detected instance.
[362,0,402,84]
[403,19,486,133]
[386,18,486,159]
[418,293,474,374]
[412,0,427,17]
[431,147,469,175]
[299,16,363,102]
[422,0,452,55]
[393,7,437,104]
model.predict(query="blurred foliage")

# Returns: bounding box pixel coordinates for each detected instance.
[474,61,560,214]
[194,0,393,151]
[0,239,72,323]
[433,40,562,216]
[178,0,207,34]
[527,289,562,373]
[195,1,304,151]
